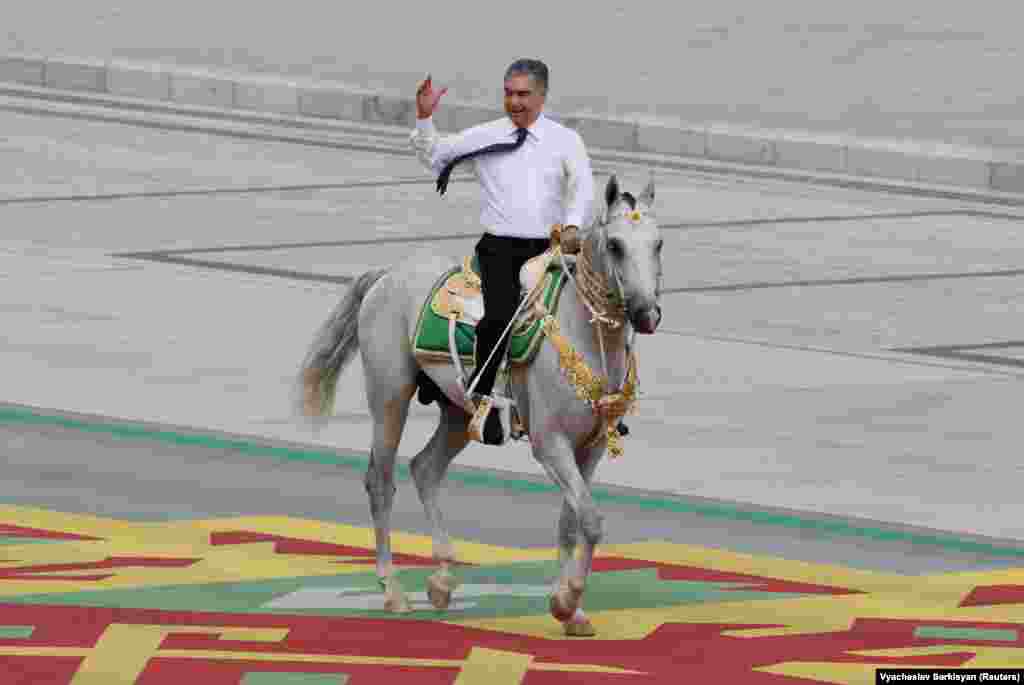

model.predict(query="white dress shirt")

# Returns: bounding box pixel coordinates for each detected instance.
[410,113,595,239]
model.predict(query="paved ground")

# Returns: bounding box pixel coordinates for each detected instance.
[6,1,1024,151]
[3,93,1024,682]
[3,98,1024,541]
[2,497,1022,684]
[6,403,1024,575]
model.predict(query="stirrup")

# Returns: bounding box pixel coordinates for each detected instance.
[509,404,528,441]
[467,393,514,446]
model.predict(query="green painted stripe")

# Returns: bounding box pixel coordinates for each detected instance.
[0,626,35,638]
[0,406,366,470]
[913,625,1019,642]
[4,405,1024,560]
[0,536,62,545]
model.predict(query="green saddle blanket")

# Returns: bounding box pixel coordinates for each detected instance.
[412,257,568,367]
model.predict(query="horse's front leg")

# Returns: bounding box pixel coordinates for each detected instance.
[553,499,595,636]
[553,442,604,636]
[533,432,604,628]
[554,499,579,595]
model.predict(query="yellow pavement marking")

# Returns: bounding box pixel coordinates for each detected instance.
[0,624,642,685]
[753,662,892,685]
[0,504,133,540]
[0,504,564,596]
[849,644,1024,664]
[186,515,553,564]
[756,644,1024,684]
[453,647,532,684]
[4,504,1024,653]
[454,589,1024,641]
[599,541,913,593]
[65,624,290,685]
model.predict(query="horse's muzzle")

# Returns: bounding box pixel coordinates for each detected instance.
[631,304,662,334]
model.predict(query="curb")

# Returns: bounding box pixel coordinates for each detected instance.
[3,52,1024,198]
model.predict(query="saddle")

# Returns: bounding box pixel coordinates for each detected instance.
[411,225,582,445]
[412,246,573,444]
[429,252,554,328]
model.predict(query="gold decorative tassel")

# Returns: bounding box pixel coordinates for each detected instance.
[462,256,481,290]
[607,425,624,459]
[540,314,639,457]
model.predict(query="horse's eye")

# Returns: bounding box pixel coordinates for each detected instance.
[607,238,624,258]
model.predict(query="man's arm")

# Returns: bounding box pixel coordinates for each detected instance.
[410,115,499,176]
[563,130,595,229]
[409,74,451,174]
[409,74,486,176]
[409,115,451,175]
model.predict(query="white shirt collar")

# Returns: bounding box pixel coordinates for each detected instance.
[505,112,548,141]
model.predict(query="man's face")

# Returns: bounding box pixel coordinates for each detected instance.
[504,73,545,129]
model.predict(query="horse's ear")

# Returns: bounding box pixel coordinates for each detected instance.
[639,175,655,207]
[604,174,620,208]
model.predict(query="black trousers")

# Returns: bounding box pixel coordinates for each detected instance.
[472,232,550,395]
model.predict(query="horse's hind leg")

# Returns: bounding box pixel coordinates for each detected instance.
[410,401,471,609]
[361,341,417,613]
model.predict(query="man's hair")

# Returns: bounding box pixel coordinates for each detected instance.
[504,59,549,95]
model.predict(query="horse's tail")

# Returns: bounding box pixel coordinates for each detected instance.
[297,267,390,418]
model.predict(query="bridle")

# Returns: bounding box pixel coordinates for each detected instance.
[538,206,661,457]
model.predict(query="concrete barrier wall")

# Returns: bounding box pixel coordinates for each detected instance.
[3,53,1022,196]
[44,57,107,93]
[0,55,46,86]
[107,63,172,101]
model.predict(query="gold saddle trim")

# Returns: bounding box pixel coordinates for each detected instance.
[429,251,554,326]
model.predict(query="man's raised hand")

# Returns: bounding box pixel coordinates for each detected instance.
[416,74,448,120]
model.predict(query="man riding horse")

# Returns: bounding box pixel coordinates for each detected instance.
[298,76,664,626]
[410,58,627,445]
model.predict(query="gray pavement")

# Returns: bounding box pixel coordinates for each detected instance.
[4,402,1022,575]
[4,1,1024,152]
[2,97,1024,551]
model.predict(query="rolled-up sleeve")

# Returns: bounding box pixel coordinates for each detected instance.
[563,131,595,228]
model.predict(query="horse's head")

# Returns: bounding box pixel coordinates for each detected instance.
[589,174,664,334]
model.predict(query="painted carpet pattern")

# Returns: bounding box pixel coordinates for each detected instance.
[0,505,1022,684]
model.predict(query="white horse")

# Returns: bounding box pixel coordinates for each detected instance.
[296,174,663,636]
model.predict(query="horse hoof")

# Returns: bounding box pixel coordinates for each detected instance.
[384,595,411,613]
[426,572,458,610]
[564,618,596,637]
[549,594,574,622]
[383,578,412,614]
[427,584,451,609]
[549,578,585,622]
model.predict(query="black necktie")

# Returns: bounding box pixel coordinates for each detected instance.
[436,127,529,195]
